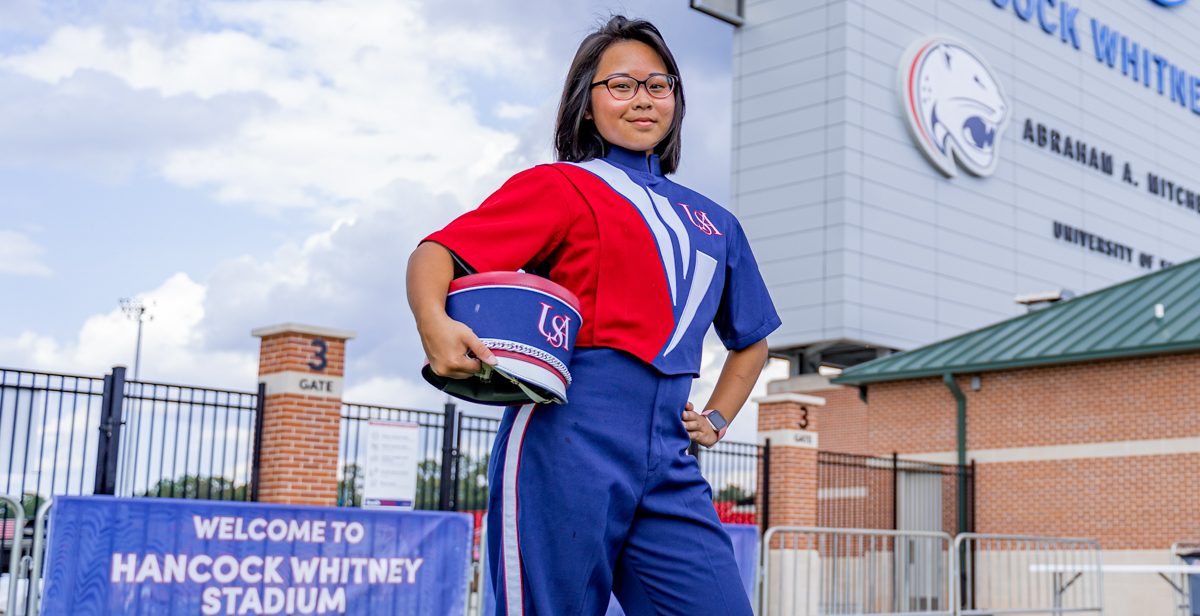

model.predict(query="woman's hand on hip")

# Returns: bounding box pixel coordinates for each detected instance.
[682,402,719,448]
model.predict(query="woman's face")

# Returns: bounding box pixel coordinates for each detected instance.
[586,40,676,155]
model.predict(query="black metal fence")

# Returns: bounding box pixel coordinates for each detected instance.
[0,365,265,577]
[0,368,104,514]
[337,403,447,509]
[3,362,766,531]
[335,404,498,515]
[695,440,762,525]
[450,414,500,514]
[335,402,764,529]
[817,451,975,536]
[116,379,262,500]
[0,366,263,506]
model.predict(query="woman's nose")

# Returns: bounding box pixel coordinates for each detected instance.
[631,95,653,110]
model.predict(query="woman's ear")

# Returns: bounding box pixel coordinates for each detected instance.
[584,107,592,120]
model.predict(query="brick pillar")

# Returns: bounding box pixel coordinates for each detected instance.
[756,392,825,528]
[251,323,355,506]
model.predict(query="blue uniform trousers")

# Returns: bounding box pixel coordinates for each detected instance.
[486,348,753,616]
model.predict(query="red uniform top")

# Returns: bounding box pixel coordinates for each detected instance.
[425,147,779,376]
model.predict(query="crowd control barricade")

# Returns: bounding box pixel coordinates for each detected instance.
[1171,541,1200,616]
[954,533,1103,616]
[21,499,51,616]
[0,493,27,616]
[756,527,954,616]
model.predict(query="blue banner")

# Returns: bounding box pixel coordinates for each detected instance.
[41,496,473,616]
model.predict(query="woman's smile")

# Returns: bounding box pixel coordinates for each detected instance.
[628,116,657,129]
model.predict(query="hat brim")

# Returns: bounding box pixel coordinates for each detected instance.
[421,356,567,406]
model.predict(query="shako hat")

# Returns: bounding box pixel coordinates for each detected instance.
[422,272,581,406]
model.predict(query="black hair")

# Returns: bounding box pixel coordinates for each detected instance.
[554,15,686,174]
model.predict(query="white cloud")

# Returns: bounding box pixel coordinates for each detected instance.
[494,101,536,120]
[0,229,52,276]
[0,272,256,385]
[0,0,750,420]
[1,0,547,220]
[0,69,269,175]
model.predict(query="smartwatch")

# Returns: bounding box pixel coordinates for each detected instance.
[700,409,729,446]
[703,409,729,433]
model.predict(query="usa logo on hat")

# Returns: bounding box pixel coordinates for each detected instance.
[422,272,581,406]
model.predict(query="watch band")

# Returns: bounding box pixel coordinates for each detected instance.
[699,409,728,445]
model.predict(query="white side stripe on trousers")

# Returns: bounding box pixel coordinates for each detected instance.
[503,404,536,616]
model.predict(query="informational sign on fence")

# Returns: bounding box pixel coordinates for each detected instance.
[41,496,473,616]
[362,420,420,509]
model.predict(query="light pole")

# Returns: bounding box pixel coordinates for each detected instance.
[119,298,153,381]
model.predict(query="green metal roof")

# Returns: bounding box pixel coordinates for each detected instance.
[832,256,1200,385]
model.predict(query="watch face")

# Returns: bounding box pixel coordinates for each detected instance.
[706,410,728,431]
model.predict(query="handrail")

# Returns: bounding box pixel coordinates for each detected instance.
[0,494,27,616]
[25,499,51,616]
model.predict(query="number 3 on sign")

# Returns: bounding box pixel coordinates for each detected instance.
[798,406,809,430]
[309,339,328,371]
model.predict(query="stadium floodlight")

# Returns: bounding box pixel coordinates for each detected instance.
[689,0,744,26]
[119,298,154,381]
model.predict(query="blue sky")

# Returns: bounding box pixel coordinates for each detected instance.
[0,0,785,438]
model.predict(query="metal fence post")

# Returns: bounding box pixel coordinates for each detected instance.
[25,498,51,616]
[249,383,266,502]
[0,493,26,616]
[93,366,126,495]
[892,451,899,531]
[760,439,770,535]
[438,402,458,511]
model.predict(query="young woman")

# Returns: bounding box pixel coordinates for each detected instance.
[407,16,779,616]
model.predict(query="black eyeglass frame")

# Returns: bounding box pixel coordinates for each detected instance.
[589,73,679,100]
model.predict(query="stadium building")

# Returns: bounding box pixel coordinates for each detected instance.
[722,0,1200,372]
[694,0,1200,611]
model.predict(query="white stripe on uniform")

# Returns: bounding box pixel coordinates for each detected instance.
[567,159,679,305]
[502,404,536,615]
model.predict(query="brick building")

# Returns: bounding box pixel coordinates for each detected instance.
[762,258,1200,613]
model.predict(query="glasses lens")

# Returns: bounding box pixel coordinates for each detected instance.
[646,75,674,98]
[606,77,638,100]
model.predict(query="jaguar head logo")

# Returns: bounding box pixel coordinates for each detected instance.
[898,36,1010,177]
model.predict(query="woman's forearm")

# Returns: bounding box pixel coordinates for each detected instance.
[704,338,769,423]
[406,241,495,378]
[406,242,456,328]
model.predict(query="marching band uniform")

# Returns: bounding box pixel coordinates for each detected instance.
[424,144,780,616]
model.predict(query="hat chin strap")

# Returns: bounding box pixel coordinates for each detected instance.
[476,363,556,405]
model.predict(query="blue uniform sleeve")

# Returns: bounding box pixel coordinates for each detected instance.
[713,219,781,350]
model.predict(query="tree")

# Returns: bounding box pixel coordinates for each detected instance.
[455,453,490,512]
[338,463,363,507]
[1,493,48,519]
[715,485,754,504]
[415,459,439,510]
[139,475,248,501]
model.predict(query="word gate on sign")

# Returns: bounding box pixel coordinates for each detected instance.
[41,496,473,616]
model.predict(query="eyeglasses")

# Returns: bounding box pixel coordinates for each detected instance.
[590,73,678,101]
